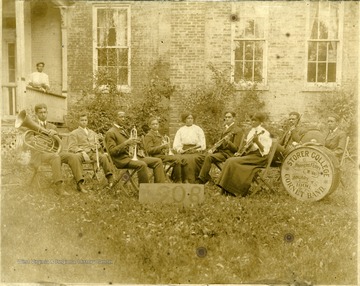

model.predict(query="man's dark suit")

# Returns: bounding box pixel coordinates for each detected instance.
[198,123,244,183]
[105,125,165,183]
[325,128,347,160]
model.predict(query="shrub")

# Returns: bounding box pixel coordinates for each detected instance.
[181,64,266,145]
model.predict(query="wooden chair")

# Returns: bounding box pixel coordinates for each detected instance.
[250,139,280,196]
[29,133,99,188]
[104,145,139,194]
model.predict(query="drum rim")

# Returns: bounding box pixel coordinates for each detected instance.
[281,145,336,202]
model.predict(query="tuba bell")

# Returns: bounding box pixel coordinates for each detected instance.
[15,110,62,154]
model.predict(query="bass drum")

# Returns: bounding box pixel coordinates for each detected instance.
[281,144,340,202]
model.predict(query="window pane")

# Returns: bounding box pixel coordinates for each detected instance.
[254,62,263,82]
[118,67,128,85]
[244,61,253,81]
[254,18,264,38]
[245,19,255,38]
[254,42,263,60]
[235,41,244,60]
[328,42,337,62]
[108,48,117,66]
[307,63,316,82]
[118,49,128,67]
[244,42,254,60]
[317,63,326,82]
[308,42,317,61]
[98,28,107,47]
[328,63,336,82]
[319,21,328,39]
[234,61,244,83]
[108,27,116,46]
[310,18,319,39]
[98,48,107,66]
[318,42,327,61]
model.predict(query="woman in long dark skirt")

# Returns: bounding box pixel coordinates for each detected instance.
[217,113,272,197]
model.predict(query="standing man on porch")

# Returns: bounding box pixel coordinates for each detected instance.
[28,62,50,93]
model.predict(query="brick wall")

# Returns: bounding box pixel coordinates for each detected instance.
[67,2,93,105]
[63,1,358,135]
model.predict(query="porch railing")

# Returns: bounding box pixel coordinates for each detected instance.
[1,84,17,116]
[25,87,67,123]
[1,85,67,123]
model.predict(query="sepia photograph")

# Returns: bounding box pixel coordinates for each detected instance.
[1,0,358,284]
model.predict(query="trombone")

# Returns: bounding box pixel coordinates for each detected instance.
[162,135,174,156]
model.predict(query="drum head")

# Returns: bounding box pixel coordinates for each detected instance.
[281,145,338,202]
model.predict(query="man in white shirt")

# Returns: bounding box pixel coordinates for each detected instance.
[28,62,50,92]
[217,112,272,197]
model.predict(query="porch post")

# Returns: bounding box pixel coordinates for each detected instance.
[15,0,26,113]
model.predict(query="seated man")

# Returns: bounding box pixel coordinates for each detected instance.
[105,111,166,184]
[68,114,114,187]
[28,62,50,93]
[276,111,306,161]
[217,112,272,197]
[196,111,244,184]
[143,117,185,183]
[325,114,347,163]
[28,103,88,195]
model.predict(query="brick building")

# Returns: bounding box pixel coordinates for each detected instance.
[2,0,359,135]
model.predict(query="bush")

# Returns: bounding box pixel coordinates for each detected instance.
[315,89,357,138]
[181,64,266,145]
[67,60,173,136]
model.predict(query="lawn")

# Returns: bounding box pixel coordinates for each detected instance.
[1,158,357,284]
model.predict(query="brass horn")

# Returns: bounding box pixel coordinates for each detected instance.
[15,110,62,154]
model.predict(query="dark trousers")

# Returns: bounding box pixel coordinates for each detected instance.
[155,154,185,183]
[123,157,165,183]
[31,152,63,184]
[198,151,230,183]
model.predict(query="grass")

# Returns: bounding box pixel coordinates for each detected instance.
[0,157,358,284]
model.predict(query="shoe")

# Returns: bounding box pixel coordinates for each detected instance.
[77,182,88,194]
[55,182,70,196]
[107,175,115,188]
[195,178,205,184]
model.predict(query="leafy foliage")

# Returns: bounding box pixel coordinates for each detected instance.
[67,60,174,136]
[181,64,266,145]
[315,89,357,138]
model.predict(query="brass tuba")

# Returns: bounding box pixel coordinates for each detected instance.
[15,110,62,154]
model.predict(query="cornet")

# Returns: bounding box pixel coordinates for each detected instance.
[129,126,139,161]
[162,135,174,156]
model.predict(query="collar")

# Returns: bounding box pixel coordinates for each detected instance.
[114,123,122,129]
[330,127,338,133]
[38,120,47,125]
[79,126,88,132]
[225,122,234,129]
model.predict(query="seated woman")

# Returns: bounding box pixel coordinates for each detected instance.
[217,112,272,197]
[143,117,186,183]
[173,112,206,183]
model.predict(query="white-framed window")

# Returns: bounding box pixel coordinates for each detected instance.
[93,5,131,90]
[231,4,268,89]
[306,1,342,85]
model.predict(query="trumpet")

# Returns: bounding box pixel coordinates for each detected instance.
[129,126,139,161]
[162,135,174,156]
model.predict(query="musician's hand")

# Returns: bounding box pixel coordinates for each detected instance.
[126,138,140,145]
[48,129,57,137]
